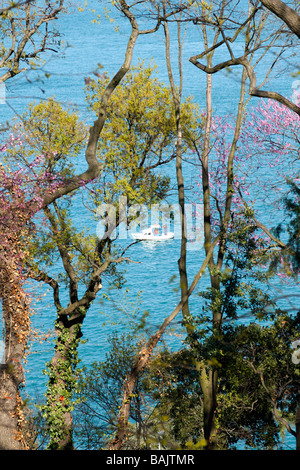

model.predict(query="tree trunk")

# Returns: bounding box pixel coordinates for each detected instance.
[176,119,189,318]
[296,403,300,451]
[198,365,218,450]
[44,313,84,450]
[163,5,191,334]
[0,257,31,450]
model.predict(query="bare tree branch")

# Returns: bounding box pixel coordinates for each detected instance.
[260,0,300,38]
[189,47,300,116]
[0,0,32,16]
[0,0,65,82]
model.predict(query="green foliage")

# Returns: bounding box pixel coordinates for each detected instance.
[15,62,205,450]
[141,308,300,450]
[74,332,205,450]
[196,217,275,332]
[270,179,300,275]
[68,203,300,450]
[142,348,205,448]
[215,312,300,449]
[73,332,143,449]
[85,62,201,207]
[161,214,300,449]
[8,98,87,177]
[284,180,300,270]
[40,322,83,450]
[72,306,299,450]
[15,63,202,288]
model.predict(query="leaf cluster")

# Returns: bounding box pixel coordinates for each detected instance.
[85,62,201,207]
[7,98,87,178]
[73,332,144,449]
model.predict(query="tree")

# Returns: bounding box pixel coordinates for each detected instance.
[237,98,300,279]
[0,150,63,449]
[84,62,187,207]
[191,211,299,449]
[74,332,152,450]
[0,0,69,449]
[144,310,300,449]
[72,233,300,450]
[108,0,201,448]
[0,0,160,449]
[67,0,300,450]
[260,0,300,39]
[109,0,300,450]
[2,0,299,451]
[162,0,190,332]
[10,59,199,449]
[185,0,300,449]
[0,0,66,83]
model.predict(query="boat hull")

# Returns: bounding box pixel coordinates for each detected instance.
[131,233,174,241]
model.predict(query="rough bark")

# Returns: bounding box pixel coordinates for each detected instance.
[260,0,300,38]
[0,256,31,449]
[198,365,218,449]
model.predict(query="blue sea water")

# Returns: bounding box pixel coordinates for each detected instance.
[0,0,299,450]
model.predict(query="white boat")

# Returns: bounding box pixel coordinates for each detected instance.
[131,225,174,241]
